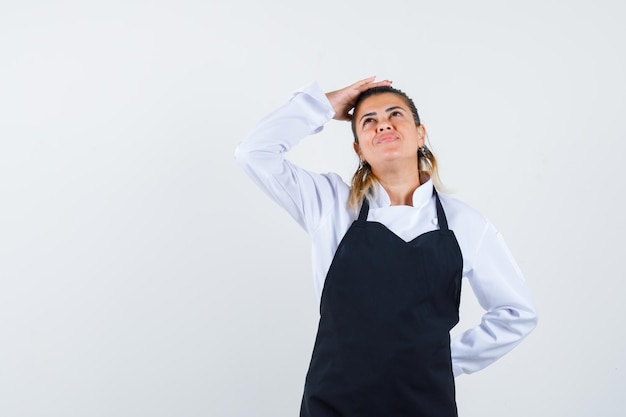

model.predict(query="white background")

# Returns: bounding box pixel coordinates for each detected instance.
[1,0,625,416]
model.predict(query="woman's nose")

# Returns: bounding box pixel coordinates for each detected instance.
[378,124,391,132]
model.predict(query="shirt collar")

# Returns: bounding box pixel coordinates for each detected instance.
[370,177,433,209]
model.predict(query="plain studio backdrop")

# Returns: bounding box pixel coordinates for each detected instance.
[1,0,625,416]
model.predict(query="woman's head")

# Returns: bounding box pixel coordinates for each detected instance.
[347,86,442,209]
[351,90,425,170]
[350,86,421,141]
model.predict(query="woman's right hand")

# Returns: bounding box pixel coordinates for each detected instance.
[325,76,392,121]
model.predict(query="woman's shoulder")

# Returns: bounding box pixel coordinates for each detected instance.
[437,191,483,215]
[309,170,352,214]
[437,191,491,237]
[312,171,351,198]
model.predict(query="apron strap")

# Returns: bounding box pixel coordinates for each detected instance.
[358,197,369,222]
[433,189,449,231]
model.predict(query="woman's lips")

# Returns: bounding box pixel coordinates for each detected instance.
[376,134,398,144]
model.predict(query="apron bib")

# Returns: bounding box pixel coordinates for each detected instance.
[300,189,463,417]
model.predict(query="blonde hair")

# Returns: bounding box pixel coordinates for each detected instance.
[348,161,379,210]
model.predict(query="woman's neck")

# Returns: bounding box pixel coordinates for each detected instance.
[373,165,422,206]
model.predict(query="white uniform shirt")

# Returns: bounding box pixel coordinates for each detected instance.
[234,81,537,377]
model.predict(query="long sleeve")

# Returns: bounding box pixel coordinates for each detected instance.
[234,82,342,234]
[450,221,538,376]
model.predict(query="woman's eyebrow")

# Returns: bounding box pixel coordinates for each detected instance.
[358,106,406,123]
[359,111,376,122]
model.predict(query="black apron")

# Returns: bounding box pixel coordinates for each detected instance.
[300,189,463,417]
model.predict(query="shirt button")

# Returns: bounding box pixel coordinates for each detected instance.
[432,217,438,226]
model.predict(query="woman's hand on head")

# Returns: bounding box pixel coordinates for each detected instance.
[325,77,392,121]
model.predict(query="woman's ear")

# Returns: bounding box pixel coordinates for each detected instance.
[353,142,362,160]
[417,124,426,148]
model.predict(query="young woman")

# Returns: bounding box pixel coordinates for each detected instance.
[235,77,537,417]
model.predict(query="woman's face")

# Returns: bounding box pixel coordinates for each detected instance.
[353,93,425,169]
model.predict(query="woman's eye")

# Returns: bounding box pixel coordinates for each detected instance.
[363,118,375,125]
[391,111,402,117]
